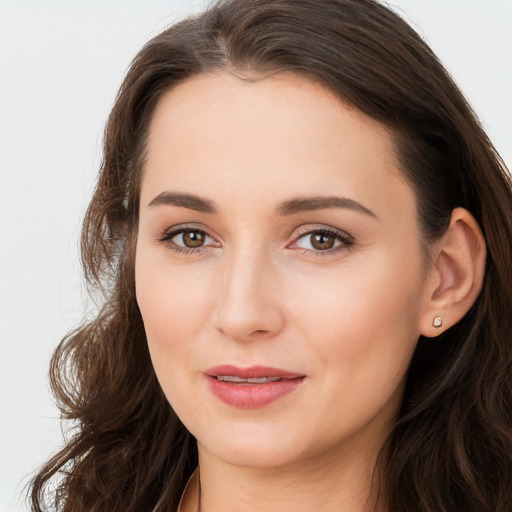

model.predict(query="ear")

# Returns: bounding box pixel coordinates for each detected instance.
[420,207,486,338]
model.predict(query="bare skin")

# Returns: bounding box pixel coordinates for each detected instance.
[135,72,486,511]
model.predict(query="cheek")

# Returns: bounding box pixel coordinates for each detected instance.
[135,240,215,329]
[134,248,215,388]
[290,249,424,390]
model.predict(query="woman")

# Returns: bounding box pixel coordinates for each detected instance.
[29,0,512,510]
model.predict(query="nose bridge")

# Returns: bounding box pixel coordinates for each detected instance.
[213,241,284,341]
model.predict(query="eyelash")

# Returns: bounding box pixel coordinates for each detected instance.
[156,225,354,256]
[156,225,216,255]
[292,227,354,257]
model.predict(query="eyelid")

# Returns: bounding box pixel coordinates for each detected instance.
[292,224,353,240]
[156,223,220,252]
[288,224,354,255]
[155,223,353,256]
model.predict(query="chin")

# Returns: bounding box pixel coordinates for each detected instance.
[195,420,320,469]
[206,441,303,469]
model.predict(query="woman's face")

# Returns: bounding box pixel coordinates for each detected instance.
[135,72,431,468]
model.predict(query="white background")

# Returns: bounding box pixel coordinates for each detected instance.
[1,1,510,510]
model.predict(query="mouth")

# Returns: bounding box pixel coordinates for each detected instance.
[205,365,306,408]
[206,364,305,381]
[215,375,283,384]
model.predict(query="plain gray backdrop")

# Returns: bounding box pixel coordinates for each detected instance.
[1,1,511,510]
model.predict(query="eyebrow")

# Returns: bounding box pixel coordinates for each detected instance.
[276,196,378,218]
[148,191,216,214]
[148,191,377,219]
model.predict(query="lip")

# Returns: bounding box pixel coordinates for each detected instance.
[205,365,306,408]
[205,364,304,379]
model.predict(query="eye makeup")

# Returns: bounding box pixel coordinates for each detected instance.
[155,222,354,258]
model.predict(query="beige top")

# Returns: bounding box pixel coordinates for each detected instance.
[177,469,199,512]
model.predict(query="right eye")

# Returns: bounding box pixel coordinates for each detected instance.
[157,227,219,253]
[173,229,209,248]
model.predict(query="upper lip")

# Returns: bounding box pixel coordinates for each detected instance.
[205,365,305,379]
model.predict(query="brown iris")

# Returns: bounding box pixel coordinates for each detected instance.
[310,232,335,250]
[182,231,206,248]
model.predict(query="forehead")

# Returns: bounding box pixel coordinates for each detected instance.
[141,72,415,224]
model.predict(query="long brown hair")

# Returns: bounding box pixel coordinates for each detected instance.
[29,1,512,510]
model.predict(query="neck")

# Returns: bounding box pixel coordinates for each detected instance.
[194,440,387,512]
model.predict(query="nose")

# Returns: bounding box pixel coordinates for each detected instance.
[212,249,286,342]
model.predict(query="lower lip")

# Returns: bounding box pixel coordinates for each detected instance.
[207,376,305,408]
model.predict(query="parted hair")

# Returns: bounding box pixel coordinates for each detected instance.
[29,1,512,511]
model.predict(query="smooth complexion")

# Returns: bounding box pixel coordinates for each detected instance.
[135,73,485,511]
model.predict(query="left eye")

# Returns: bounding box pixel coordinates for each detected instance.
[294,230,349,251]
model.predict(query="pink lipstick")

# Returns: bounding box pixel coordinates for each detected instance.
[205,365,306,408]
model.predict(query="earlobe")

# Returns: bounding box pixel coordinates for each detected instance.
[420,208,486,338]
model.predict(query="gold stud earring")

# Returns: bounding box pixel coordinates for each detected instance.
[432,316,443,329]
